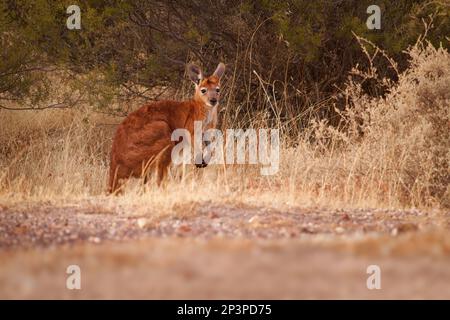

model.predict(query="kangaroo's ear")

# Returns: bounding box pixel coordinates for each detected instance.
[187,63,203,85]
[213,62,225,79]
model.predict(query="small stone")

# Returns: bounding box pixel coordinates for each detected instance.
[88,236,101,243]
[178,224,191,233]
[335,227,345,234]
[208,212,219,219]
[248,215,260,224]
[137,218,149,229]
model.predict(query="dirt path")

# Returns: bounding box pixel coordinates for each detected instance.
[0,203,449,299]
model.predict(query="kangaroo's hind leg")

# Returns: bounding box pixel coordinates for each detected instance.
[155,143,175,185]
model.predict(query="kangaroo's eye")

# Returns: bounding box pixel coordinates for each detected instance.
[200,88,207,94]
[216,87,220,93]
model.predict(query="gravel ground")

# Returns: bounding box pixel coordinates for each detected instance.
[0,203,446,248]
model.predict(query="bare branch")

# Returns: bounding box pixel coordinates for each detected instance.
[0,102,71,111]
[0,95,85,111]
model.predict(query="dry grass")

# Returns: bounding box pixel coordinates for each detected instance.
[0,41,448,212]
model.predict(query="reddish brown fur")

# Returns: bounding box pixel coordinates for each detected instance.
[109,75,221,193]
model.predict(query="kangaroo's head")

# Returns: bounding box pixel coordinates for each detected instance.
[188,62,225,168]
[188,62,225,108]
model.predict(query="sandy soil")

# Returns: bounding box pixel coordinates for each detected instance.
[0,203,449,299]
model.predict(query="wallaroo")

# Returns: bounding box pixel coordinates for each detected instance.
[109,62,225,193]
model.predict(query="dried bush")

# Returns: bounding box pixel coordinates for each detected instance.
[310,40,449,207]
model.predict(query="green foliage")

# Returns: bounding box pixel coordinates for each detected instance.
[0,0,448,117]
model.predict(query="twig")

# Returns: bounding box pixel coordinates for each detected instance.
[0,102,71,111]
[0,95,85,111]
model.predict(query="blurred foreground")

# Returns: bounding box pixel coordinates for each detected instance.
[0,203,449,299]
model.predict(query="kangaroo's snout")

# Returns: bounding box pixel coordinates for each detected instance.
[209,98,217,106]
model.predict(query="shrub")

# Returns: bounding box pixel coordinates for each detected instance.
[313,40,449,208]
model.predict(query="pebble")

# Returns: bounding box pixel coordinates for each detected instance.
[335,227,345,234]
[137,218,149,229]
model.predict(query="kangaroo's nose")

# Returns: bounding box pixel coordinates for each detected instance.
[210,98,217,106]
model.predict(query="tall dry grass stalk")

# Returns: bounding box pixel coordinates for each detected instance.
[0,41,448,211]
